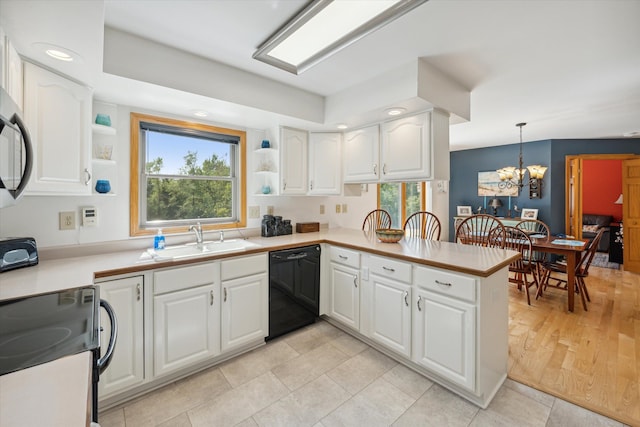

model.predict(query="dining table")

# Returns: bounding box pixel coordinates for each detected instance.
[529,235,588,312]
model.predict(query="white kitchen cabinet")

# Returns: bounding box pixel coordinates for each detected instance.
[23,62,92,195]
[308,132,341,195]
[280,127,308,195]
[97,276,144,398]
[343,125,380,183]
[153,263,220,377]
[412,266,477,391]
[368,256,412,358]
[381,113,432,181]
[220,254,268,353]
[342,110,450,183]
[1,28,23,109]
[328,246,361,331]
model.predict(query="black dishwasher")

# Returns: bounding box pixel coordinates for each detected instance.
[268,245,321,340]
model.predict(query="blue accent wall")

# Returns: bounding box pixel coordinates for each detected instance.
[449,139,639,241]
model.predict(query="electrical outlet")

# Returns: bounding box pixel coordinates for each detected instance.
[335,204,341,214]
[267,205,274,215]
[59,211,76,230]
[320,204,325,214]
[342,203,348,213]
[248,206,260,218]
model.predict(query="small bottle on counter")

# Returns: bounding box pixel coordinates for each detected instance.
[154,229,166,250]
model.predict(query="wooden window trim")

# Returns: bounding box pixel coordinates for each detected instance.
[129,112,246,237]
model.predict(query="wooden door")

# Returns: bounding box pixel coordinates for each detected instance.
[623,158,640,272]
[565,156,582,238]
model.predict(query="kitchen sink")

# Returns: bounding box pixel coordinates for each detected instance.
[147,239,261,261]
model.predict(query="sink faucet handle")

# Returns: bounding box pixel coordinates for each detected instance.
[220,230,224,242]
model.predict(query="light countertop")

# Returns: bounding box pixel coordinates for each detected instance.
[0,228,519,301]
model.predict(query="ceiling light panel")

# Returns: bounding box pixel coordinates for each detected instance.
[254,0,428,74]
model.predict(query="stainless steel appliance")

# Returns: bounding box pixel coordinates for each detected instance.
[0,87,32,208]
[268,245,320,340]
[0,286,117,424]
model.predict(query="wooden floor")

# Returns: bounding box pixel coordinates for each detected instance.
[508,263,640,426]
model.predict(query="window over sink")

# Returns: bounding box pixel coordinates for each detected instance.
[130,113,246,236]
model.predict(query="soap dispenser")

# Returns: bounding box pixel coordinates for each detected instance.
[154,229,166,250]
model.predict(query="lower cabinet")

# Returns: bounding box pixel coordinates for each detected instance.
[98,276,144,398]
[370,274,412,358]
[412,288,476,391]
[153,263,220,377]
[221,254,268,353]
[328,246,361,331]
[368,255,413,358]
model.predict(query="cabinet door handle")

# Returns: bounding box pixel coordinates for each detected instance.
[283,180,287,191]
[224,287,228,302]
[382,164,387,175]
[435,280,452,287]
[353,275,358,288]
[417,295,422,311]
[210,290,214,306]
[136,283,141,301]
[373,164,378,175]
[310,180,313,190]
[84,168,91,186]
[382,266,395,272]
[404,291,409,307]
[338,255,348,260]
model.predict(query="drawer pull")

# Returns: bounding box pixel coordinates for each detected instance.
[417,295,423,311]
[382,266,395,272]
[435,280,452,287]
[339,255,348,260]
[136,283,141,301]
[404,291,409,307]
[224,287,228,302]
[210,290,214,306]
[353,275,358,288]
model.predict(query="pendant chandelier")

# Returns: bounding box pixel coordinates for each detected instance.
[496,122,547,198]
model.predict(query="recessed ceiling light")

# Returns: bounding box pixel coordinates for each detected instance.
[385,107,406,116]
[337,123,348,130]
[192,110,209,118]
[33,42,82,62]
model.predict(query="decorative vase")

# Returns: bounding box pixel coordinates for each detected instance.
[95,114,111,127]
[261,185,271,194]
[261,140,270,149]
[95,180,111,194]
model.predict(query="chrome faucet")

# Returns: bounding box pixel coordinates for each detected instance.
[219,230,224,243]
[189,222,203,247]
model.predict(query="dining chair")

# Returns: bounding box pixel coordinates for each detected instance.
[515,219,551,279]
[538,228,605,310]
[362,209,392,231]
[403,211,441,240]
[503,226,538,305]
[455,214,506,248]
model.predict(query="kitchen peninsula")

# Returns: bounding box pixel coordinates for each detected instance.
[0,228,518,414]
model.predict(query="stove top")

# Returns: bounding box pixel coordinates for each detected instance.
[0,286,100,376]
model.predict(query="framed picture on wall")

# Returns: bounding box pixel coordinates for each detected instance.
[457,206,472,216]
[521,208,538,219]
[478,171,519,197]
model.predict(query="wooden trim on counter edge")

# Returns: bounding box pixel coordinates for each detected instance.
[93,238,518,280]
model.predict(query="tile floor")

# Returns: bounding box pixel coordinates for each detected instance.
[100,320,627,427]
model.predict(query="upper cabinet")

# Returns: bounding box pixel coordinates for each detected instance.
[23,62,93,195]
[280,127,308,195]
[1,26,23,109]
[344,110,450,183]
[344,125,380,183]
[308,132,342,195]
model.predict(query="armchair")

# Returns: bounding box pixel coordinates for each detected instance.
[582,214,612,252]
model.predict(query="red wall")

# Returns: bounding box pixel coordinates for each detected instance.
[582,159,623,221]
